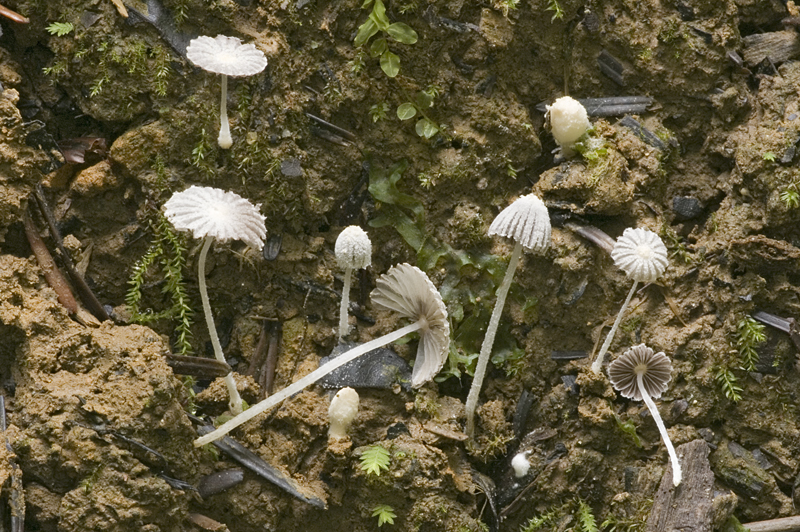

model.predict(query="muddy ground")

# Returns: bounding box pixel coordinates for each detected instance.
[0,0,798,530]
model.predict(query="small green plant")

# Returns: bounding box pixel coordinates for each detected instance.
[735,316,766,371]
[354,0,418,78]
[369,102,390,122]
[762,151,776,162]
[46,21,75,36]
[577,499,600,532]
[714,364,742,402]
[520,508,559,532]
[372,504,397,527]
[396,85,440,139]
[360,445,391,476]
[494,0,520,17]
[546,0,565,21]
[613,413,642,448]
[660,224,694,264]
[780,182,800,209]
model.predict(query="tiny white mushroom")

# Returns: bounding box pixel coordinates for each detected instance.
[194,263,449,446]
[465,194,551,437]
[546,96,591,152]
[511,452,531,478]
[608,344,682,487]
[335,226,372,340]
[591,228,668,374]
[186,35,267,149]
[328,387,359,439]
[164,186,266,415]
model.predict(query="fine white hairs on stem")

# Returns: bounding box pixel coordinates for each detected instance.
[545,96,591,150]
[608,344,682,487]
[186,35,267,149]
[164,186,266,415]
[591,227,667,374]
[328,387,359,439]
[464,194,551,437]
[193,263,449,447]
[335,226,372,340]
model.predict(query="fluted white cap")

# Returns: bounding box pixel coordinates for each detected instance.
[546,96,591,147]
[335,226,372,270]
[608,344,672,401]
[488,194,551,253]
[164,186,266,250]
[370,264,449,388]
[186,35,267,77]
[611,228,668,283]
[328,387,359,439]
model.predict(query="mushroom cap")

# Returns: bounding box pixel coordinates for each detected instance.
[488,194,551,253]
[546,96,591,146]
[164,186,267,250]
[610,227,668,283]
[335,226,372,270]
[370,263,449,388]
[186,35,267,77]
[608,344,673,401]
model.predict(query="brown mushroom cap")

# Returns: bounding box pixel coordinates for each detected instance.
[607,344,672,401]
[370,263,449,388]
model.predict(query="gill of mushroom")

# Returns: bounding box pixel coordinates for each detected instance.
[186,35,267,149]
[608,344,682,486]
[464,194,551,438]
[194,263,449,447]
[590,227,668,374]
[164,186,267,415]
[335,226,372,340]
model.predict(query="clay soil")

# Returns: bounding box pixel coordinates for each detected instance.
[0,0,799,531]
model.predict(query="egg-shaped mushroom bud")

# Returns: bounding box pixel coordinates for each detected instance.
[328,387,359,440]
[546,96,591,153]
[194,263,449,447]
[164,186,266,415]
[465,194,551,437]
[608,344,681,487]
[186,35,267,149]
[335,226,372,340]
[591,228,668,374]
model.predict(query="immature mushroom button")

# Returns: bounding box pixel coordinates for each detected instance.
[328,387,359,440]
[186,35,267,149]
[545,96,591,150]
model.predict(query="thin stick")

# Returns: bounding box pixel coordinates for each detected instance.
[465,242,523,437]
[194,320,423,447]
[638,373,682,486]
[591,280,638,374]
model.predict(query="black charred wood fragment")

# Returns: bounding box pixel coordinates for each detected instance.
[125,0,194,57]
[261,320,281,396]
[311,126,350,146]
[753,56,779,77]
[619,115,668,150]
[675,2,695,20]
[158,473,197,492]
[262,234,282,261]
[475,74,497,96]
[318,342,412,390]
[0,397,24,532]
[690,26,713,44]
[166,354,231,379]
[561,375,579,395]
[512,389,535,438]
[305,113,356,142]
[472,471,499,532]
[198,469,245,498]
[597,50,625,85]
[535,96,652,117]
[23,121,64,174]
[752,311,800,352]
[551,351,589,360]
[743,31,800,67]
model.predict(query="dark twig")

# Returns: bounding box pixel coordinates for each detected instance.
[34,186,109,321]
[0,397,24,532]
[752,311,800,352]
[305,112,357,142]
[262,320,281,396]
[165,354,231,379]
[22,207,78,316]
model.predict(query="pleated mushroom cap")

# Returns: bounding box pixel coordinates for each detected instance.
[488,194,551,253]
[164,186,266,250]
[335,226,372,270]
[370,263,449,388]
[608,344,672,401]
[610,228,668,283]
[186,35,267,77]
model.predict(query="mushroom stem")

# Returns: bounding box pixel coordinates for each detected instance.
[338,267,353,340]
[198,236,244,415]
[194,320,424,447]
[465,241,523,437]
[591,280,638,374]
[218,74,233,149]
[637,372,682,486]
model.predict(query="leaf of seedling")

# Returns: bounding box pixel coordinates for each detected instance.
[370,37,388,58]
[380,50,400,77]
[361,0,374,7]
[360,445,391,476]
[415,118,439,138]
[387,22,418,44]
[397,103,417,120]
[369,0,391,30]
[46,21,74,36]
[415,91,434,109]
[372,504,397,527]
[354,18,379,47]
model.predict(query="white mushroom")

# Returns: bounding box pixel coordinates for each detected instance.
[591,228,668,374]
[608,344,682,487]
[335,226,372,340]
[546,96,591,152]
[194,263,449,447]
[186,35,267,149]
[164,186,266,415]
[464,194,551,437]
[328,387,359,440]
